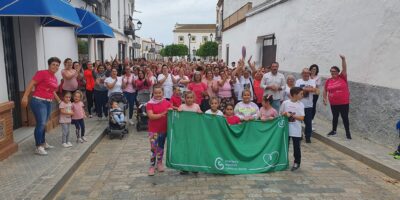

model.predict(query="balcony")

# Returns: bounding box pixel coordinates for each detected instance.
[133,43,141,49]
[223,2,252,31]
[124,15,135,37]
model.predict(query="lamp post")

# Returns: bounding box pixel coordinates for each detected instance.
[132,20,142,61]
[210,33,213,42]
[188,33,192,61]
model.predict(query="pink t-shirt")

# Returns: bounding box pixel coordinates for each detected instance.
[325,73,350,105]
[72,101,85,120]
[188,82,207,104]
[122,74,136,93]
[178,103,201,113]
[59,101,72,123]
[202,79,218,98]
[218,80,232,98]
[146,99,171,133]
[259,107,278,120]
[32,70,58,99]
[62,69,78,91]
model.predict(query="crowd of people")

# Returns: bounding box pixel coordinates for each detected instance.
[21,54,353,175]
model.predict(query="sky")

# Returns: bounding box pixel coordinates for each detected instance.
[135,0,216,45]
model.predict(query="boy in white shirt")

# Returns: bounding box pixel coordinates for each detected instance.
[280,87,305,171]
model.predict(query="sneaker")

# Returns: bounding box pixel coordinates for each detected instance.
[306,138,311,143]
[35,146,48,155]
[62,143,70,148]
[44,143,55,149]
[77,138,84,143]
[157,162,165,172]
[291,163,300,171]
[312,126,316,131]
[312,120,315,125]
[327,131,337,137]
[129,120,135,125]
[89,115,93,118]
[82,136,88,142]
[67,142,73,147]
[346,134,352,140]
[98,116,103,121]
[148,167,155,176]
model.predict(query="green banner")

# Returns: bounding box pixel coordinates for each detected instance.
[166,111,289,174]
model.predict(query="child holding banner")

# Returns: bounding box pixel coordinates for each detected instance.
[259,94,278,121]
[280,87,305,171]
[234,89,259,121]
[178,91,202,113]
[146,85,172,176]
[225,104,241,125]
[205,97,224,116]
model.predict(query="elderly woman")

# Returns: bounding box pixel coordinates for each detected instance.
[105,68,123,96]
[323,55,351,140]
[61,58,79,95]
[21,57,62,155]
[282,75,296,101]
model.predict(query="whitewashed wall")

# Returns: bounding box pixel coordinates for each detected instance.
[173,31,214,54]
[222,0,400,89]
[0,21,9,103]
[223,0,265,17]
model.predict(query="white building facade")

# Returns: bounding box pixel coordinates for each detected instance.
[173,24,216,60]
[219,0,400,146]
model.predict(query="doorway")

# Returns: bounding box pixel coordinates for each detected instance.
[262,35,277,67]
[1,17,22,129]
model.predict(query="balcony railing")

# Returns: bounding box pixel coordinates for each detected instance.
[124,15,135,36]
[223,2,252,31]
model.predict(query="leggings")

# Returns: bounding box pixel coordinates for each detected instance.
[72,119,85,138]
[148,132,166,166]
[330,104,350,134]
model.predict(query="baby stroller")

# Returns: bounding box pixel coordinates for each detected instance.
[136,89,151,131]
[104,92,129,139]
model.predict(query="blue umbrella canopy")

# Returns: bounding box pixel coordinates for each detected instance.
[75,8,114,38]
[0,0,81,27]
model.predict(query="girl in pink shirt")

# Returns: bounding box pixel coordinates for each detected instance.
[72,90,87,143]
[178,91,202,113]
[259,94,278,121]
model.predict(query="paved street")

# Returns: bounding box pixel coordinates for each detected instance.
[56,126,400,200]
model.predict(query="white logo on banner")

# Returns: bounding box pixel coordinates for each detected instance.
[263,151,280,167]
[278,118,285,128]
[214,157,224,170]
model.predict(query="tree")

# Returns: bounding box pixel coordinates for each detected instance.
[196,41,218,58]
[159,44,188,57]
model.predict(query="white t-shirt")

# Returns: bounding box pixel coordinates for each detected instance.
[104,76,123,96]
[295,79,316,108]
[205,109,224,116]
[237,76,254,101]
[260,72,285,100]
[158,73,173,99]
[174,75,189,92]
[282,84,292,101]
[233,77,242,98]
[280,100,305,137]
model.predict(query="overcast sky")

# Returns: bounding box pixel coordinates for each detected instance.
[135,0,216,45]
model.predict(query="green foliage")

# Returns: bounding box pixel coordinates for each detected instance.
[160,44,188,57]
[77,39,88,54]
[196,41,218,58]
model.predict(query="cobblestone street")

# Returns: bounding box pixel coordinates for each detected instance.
[56,127,400,200]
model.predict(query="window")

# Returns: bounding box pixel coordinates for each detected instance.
[178,36,184,43]
[191,36,196,43]
[203,36,208,43]
[118,42,126,60]
[97,40,104,62]
[129,47,134,60]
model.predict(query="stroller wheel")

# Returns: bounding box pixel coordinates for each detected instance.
[120,134,124,140]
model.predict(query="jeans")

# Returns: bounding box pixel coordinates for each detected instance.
[272,99,281,113]
[94,90,108,118]
[72,119,85,138]
[61,123,70,144]
[312,95,319,120]
[113,113,125,125]
[330,104,350,134]
[86,90,94,115]
[30,98,52,146]
[304,107,313,139]
[123,92,137,119]
[290,137,301,165]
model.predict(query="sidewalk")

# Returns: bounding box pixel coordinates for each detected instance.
[0,118,108,200]
[312,117,400,180]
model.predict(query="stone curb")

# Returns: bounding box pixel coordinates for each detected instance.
[312,132,400,181]
[43,128,106,200]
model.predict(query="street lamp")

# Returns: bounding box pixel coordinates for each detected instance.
[210,33,213,42]
[188,33,192,60]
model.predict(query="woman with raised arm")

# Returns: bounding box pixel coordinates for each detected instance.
[323,55,352,140]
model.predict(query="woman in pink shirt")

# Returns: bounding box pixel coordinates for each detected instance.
[61,58,79,95]
[202,69,218,98]
[122,66,136,125]
[21,57,62,155]
[217,71,234,111]
[187,71,207,105]
[323,55,351,140]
